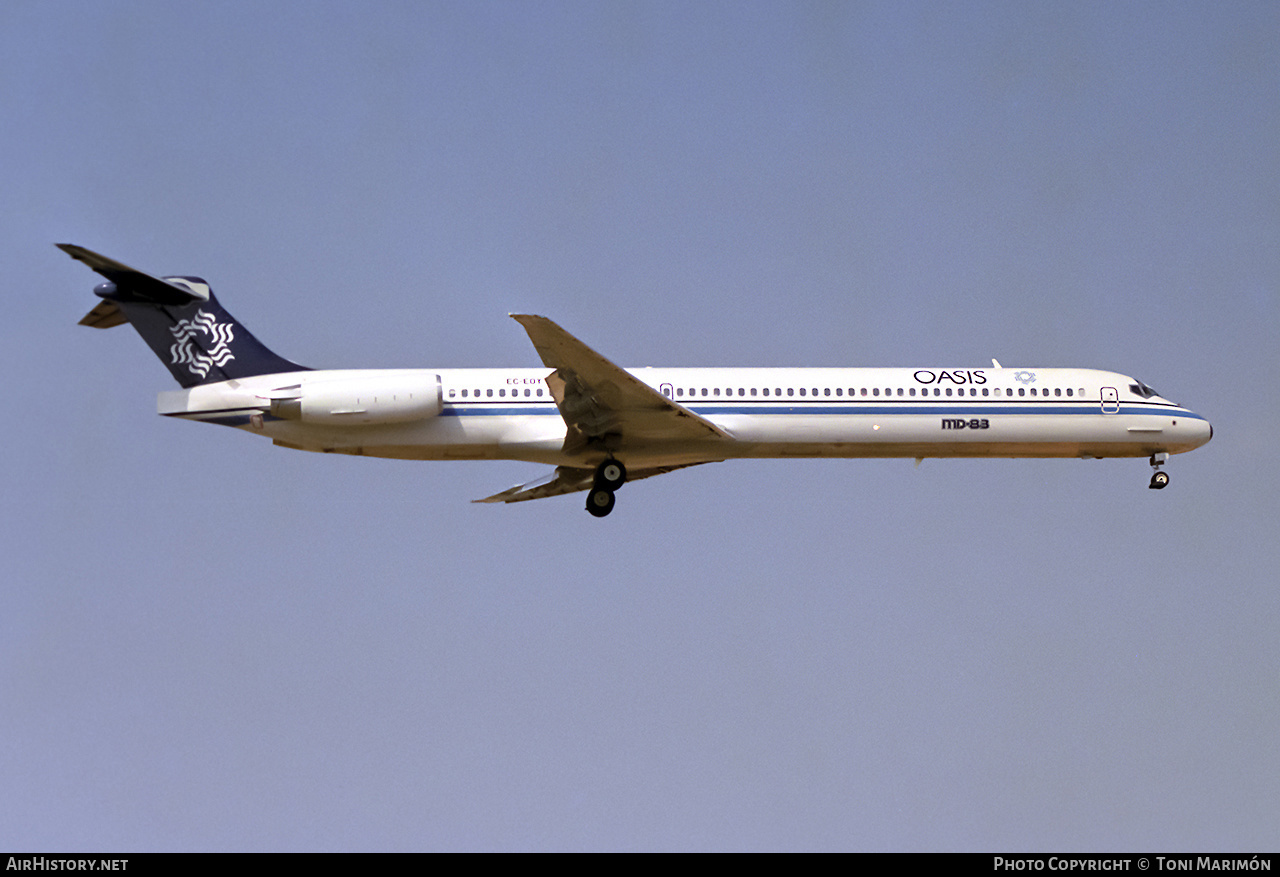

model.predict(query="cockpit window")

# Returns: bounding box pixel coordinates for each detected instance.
[1129,380,1160,399]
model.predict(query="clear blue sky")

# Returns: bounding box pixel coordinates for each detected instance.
[3,0,1277,851]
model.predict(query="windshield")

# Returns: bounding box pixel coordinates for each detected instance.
[1129,380,1161,399]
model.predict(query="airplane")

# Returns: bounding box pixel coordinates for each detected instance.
[59,244,1212,517]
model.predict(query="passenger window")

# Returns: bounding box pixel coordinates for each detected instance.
[1066,388,1073,397]
[1018,388,1025,397]
[787,388,794,397]
[872,388,879,397]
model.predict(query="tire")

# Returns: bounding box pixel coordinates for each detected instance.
[595,459,627,491]
[586,488,616,517]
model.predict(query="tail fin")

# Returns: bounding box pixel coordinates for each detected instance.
[59,244,309,388]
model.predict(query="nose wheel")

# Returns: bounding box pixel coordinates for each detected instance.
[1148,452,1170,490]
[585,458,627,517]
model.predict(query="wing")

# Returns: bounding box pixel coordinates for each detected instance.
[510,314,730,455]
[474,462,709,504]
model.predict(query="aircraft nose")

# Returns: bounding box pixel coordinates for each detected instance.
[1193,415,1212,447]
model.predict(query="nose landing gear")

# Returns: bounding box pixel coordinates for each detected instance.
[1149,452,1170,489]
[585,458,627,517]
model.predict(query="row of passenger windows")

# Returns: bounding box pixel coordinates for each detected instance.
[446,385,1090,400]
[673,386,1087,398]
[450,387,544,398]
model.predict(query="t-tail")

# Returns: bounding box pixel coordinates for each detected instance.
[59,244,308,388]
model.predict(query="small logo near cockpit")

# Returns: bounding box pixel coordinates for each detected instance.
[1013,370,1037,385]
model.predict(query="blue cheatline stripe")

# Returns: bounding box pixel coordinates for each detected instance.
[441,402,1205,420]
[172,400,1204,424]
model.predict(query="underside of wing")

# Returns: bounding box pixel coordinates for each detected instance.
[510,314,730,455]
[474,462,711,504]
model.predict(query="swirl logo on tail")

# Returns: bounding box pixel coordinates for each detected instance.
[169,310,235,378]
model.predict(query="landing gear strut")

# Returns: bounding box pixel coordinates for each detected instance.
[585,458,627,517]
[1149,452,1170,490]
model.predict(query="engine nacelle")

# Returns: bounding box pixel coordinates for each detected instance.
[268,373,442,425]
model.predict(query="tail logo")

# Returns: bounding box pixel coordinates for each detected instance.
[169,310,235,378]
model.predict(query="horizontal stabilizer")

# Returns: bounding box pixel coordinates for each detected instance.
[57,243,207,306]
[78,299,127,329]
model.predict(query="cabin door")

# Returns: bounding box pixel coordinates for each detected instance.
[1100,387,1119,414]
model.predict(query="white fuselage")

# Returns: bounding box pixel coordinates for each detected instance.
[158,365,1212,468]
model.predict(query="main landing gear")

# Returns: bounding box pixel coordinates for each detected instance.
[586,458,627,517]
[1149,452,1170,490]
